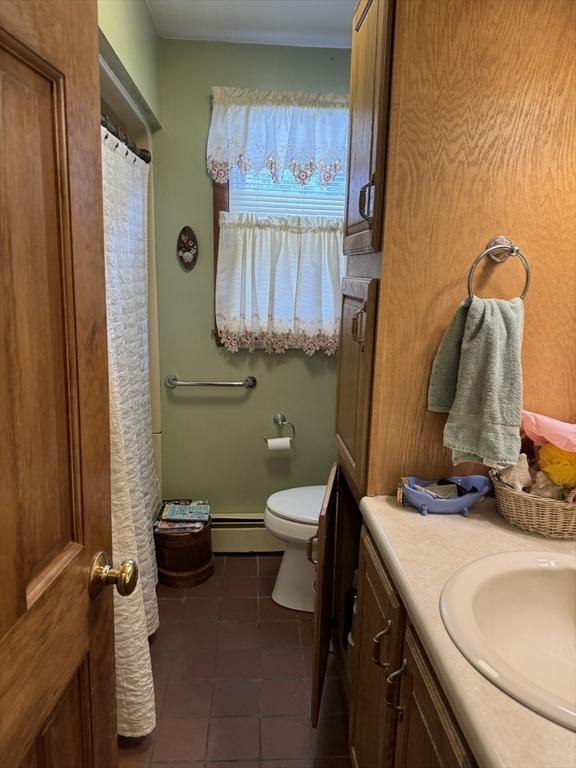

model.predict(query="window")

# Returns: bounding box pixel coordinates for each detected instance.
[208,87,349,355]
[228,166,346,218]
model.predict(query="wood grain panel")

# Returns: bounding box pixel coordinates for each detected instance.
[331,474,362,699]
[368,0,576,494]
[345,0,379,243]
[38,665,91,767]
[0,42,77,627]
[350,529,405,768]
[393,627,476,768]
[336,278,378,497]
[311,464,338,727]
[344,0,394,256]
[18,747,39,768]
[0,545,89,763]
[17,665,90,768]
[0,1,116,764]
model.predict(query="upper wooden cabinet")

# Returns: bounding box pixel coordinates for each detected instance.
[343,0,394,256]
[335,278,378,497]
[340,0,575,495]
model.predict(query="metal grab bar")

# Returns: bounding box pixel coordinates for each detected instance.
[164,374,257,389]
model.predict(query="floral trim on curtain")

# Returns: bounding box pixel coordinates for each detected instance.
[207,87,349,187]
[216,213,345,356]
[218,327,340,356]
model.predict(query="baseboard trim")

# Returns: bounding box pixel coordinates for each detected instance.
[212,526,285,553]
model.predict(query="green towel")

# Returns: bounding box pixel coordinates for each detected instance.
[428,297,524,467]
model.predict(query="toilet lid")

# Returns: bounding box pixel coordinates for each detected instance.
[267,485,326,524]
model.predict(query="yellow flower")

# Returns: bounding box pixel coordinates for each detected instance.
[539,443,576,488]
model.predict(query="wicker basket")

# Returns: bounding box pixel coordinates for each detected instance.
[490,471,576,540]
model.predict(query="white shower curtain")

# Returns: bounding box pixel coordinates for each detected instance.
[101,127,161,737]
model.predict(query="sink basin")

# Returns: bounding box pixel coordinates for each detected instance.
[440,550,576,731]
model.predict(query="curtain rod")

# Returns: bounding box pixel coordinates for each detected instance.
[101,113,152,164]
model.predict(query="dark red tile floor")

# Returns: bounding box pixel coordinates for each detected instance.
[118,554,351,768]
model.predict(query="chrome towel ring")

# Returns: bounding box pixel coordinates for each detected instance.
[467,235,531,300]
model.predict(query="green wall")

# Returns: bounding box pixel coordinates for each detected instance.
[98,0,161,120]
[155,41,350,514]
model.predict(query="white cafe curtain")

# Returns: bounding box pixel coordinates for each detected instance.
[216,212,345,355]
[101,127,161,737]
[207,86,349,186]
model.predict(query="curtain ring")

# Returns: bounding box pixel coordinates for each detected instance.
[104,132,108,140]
[114,142,119,149]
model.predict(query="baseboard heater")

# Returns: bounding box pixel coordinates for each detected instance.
[210,514,283,553]
[211,516,266,529]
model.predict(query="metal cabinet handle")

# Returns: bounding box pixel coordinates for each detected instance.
[385,658,407,720]
[371,620,393,668]
[306,535,318,566]
[358,174,375,223]
[386,659,407,685]
[351,300,367,350]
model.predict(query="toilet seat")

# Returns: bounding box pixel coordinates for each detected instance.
[266,485,326,525]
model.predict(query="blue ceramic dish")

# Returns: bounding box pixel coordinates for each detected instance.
[401,475,491,517]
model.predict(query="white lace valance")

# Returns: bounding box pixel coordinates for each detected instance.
[216,212,345,355]
[207,86,349,186]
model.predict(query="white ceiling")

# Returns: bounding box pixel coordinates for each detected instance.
[147,0,356,48]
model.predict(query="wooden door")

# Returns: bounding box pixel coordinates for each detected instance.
[349,529,405,768]
[335,278,378,497]
[310,463,338,727]
[392,627,476,768]
[343,0,394,256]
[0,1,116,766]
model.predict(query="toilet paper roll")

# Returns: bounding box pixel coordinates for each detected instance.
[266,437,292,451]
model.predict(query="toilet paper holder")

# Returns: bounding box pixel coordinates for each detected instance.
[264,413,296,445]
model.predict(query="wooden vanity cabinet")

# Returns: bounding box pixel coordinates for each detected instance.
[344,0,394,256]
[335,277,378,498]
[349,529,405,768]
[312,518,477,768]
[393,626,477,768]
[331,472,362,697]
[311,467,362,725]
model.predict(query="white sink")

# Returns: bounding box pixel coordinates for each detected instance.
[440,550,576,731]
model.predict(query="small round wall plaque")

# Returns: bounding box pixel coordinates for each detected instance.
[177,226,199,271]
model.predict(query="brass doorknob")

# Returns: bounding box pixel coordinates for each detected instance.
[89,551,139,599]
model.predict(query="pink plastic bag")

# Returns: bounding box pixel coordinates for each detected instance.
[521,410,576,452]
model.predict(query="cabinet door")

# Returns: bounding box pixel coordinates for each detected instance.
[331,474,362,698]
[392,627,477,768]
[344,0,394,255]
[350,529,405,768]
[310,464,338,727]
[335,278,378,497]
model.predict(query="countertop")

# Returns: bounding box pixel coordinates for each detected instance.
[359,495,576,768]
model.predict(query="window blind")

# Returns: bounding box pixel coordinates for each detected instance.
[229,166,346,218]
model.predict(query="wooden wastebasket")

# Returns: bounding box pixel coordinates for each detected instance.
[154,521,215,588]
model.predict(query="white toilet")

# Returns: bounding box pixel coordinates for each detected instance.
[264,485,326,612]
